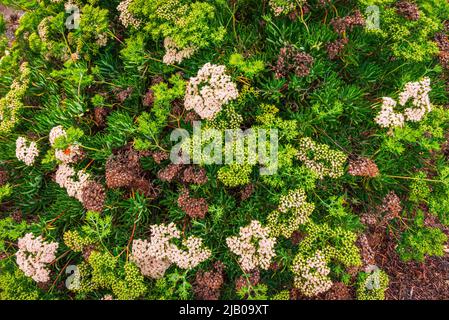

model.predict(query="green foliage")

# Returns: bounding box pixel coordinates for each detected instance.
[134,74,185,150]
[0,217,28,252]
[0,267,40,300]
[0,184,12,203]
[374,7,439,62]
[229,53,265,79]
[397,211,448,262]
[149,271,192,300]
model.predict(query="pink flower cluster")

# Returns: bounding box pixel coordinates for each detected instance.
[55,164,91,201]
[49,126,83,164]
[49,125,65,146]
[185,63,239,120]
[226,220,277,272]
[291,250,333,297]
[163,37,196,65]
[16,233,59,283]
[16,136,39,166]
[131,223,211,279]
[375,77,432,128]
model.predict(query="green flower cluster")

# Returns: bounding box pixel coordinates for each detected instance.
[0,268,40,300]
[356,269,389,300]
[297,137,347,179]
[0,62,30,134]
[75,251,147,300]
[299,222,362,268]
[270,290,290,300]
[229,53,265,79]
[255,104,298,142]
[365,2,442,63]
[63,230,95,253]
[207,104,243,130]
[267,188,315,238]
[409,172,431,203]
[217,163,253,187]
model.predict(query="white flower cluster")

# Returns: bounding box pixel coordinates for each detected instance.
[16,136,39,166]
[50,126,91,203]
[49,126,83,164]
[185,63,239,120]
[131,223,211,279]
[278,188,315,219]
[55,164,90,201]
[16,233,59,283]
[163,37,196,65]
[291,250,333,297]
[375,77,432,128]
[226,220,277,272]
[117,0,141,28]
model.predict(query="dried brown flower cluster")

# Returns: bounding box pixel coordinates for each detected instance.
[441,134,449,161]
[105,145,159,198]
[273,45,314,79]
[348,157,379,177]
[435,32,449,70]
[326,38,348,60]
[379,191,402,221]
[327,11,364,60]
[158,164,208,185]
[183,110,201,124]
[80,180,106,212]
[177,188,208,219]
[0,168,8,185]
[115,87,133,103]
[181,166,208,185]
[361,191,402,229]
[396,1,420,21]
[240,184,255,201]
[157,164,184,182]
[94,107,110,127]
[322,282,352,300]
[142,89,155,107]
[330,10,365,35]
[151,151,169,164]
[194,262,225,300]
[357,234,376,267]
[286,5,310,21]
[235,269,260,293]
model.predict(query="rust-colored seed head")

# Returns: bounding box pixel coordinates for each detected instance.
[81,180,106,212]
